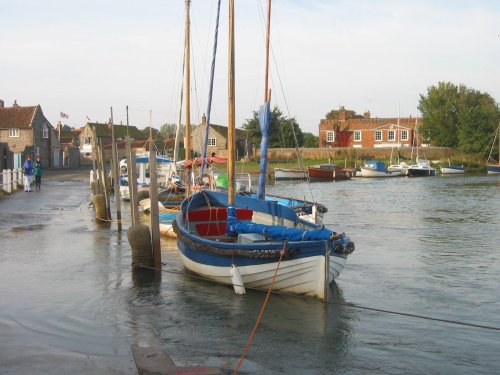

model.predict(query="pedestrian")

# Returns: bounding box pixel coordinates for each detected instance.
[34,155,43,190]
[23,155,33,192]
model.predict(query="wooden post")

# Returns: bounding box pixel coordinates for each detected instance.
[126,136,139,226]
[98,139,111,221]
[110,108,122,231]
[148,111,161,269]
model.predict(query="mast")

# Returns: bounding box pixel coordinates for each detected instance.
[184,0,191,198]
[199,0,222,182]
[264,0,272,102]
[257,0,272,200]
[228,0,235,204]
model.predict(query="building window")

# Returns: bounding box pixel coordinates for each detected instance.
[84,137,91,144]
[9,128,19,137]
[375,130,382,141]
[207,138,216,146]
[401,130,409,141]
[388,130,395,141]
[43,124,49,139]
[326,131,335,142]
[354,130,361,142]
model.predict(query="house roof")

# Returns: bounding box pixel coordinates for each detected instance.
[0,106,37,129]
[87,122,147,140]
[194,123,246,138]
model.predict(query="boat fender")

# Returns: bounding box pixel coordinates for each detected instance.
[230,265,246,295]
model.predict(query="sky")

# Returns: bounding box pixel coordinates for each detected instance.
[1,0,499,134]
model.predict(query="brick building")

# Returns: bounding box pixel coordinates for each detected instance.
[319,106,422,149]
[0,99,61,169]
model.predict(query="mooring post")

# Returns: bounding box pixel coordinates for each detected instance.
[109,108,122,231]
[148,124,161,269]
[126,139,139,226]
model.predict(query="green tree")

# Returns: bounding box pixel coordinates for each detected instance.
[418,82,461,146]
[242,106,304,148]
[141,127,165,150]
[419,82,499,151]
[325,109,361,120]
[303,132,319,147]
[160,123,177,137]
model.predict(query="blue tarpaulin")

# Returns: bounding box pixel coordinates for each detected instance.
[226,206,334,241]
[257,101,271,200]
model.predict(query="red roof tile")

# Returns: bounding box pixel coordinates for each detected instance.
[0,106,38,129]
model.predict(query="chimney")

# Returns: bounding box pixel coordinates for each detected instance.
[339,106,346,122]
[12,100,19,107]
[202,113,207,126]
[364,110,371,119]
[0,99,4,108]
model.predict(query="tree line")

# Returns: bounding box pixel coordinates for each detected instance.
[145,81,499,156]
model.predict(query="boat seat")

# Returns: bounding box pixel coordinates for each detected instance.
[195,222,227,236]
[185,207,253,221]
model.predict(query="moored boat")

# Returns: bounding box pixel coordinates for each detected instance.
[274,168,307,180]
[173,190,354,300]
[441,165,465,174]
[307,163,353,181]
[360,160,402,178]
[407,159,436,177]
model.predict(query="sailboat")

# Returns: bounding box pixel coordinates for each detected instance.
[486,123,500,174]
[173,0,354,301]
[406,116,436,177]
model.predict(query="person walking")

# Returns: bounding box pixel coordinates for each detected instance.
[34,155,43,190]
[23,155,34,192]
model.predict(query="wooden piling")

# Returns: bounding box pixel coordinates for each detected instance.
[148,113,161,269]
[127,140,139,226]
[109,108,122,231]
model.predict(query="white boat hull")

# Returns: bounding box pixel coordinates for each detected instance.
[359,168,402,178]
[441,166,465,174]
[486,165,500,174]
[179,251,345,300]
[274,168,308,180]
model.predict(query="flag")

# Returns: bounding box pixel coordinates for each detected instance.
[60,112,69,119]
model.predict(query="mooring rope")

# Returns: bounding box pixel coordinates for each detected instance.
[233,241,287,375]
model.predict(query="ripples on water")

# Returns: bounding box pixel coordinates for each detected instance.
[0,174,499,374]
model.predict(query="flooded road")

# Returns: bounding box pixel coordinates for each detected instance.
[1,168,499,374]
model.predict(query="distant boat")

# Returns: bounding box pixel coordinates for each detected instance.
[387,162,410,176]
[274,168,307,180]
[360,160,402,178]
[119,155,181,201]
[441,165,465,174]
[406,116,436,177]
[486,123,500,174]
[308,163,353,181]
[407,159,437,177]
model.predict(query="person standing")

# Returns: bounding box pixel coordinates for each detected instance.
[23,155,33,192]
[34,155,43,190]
